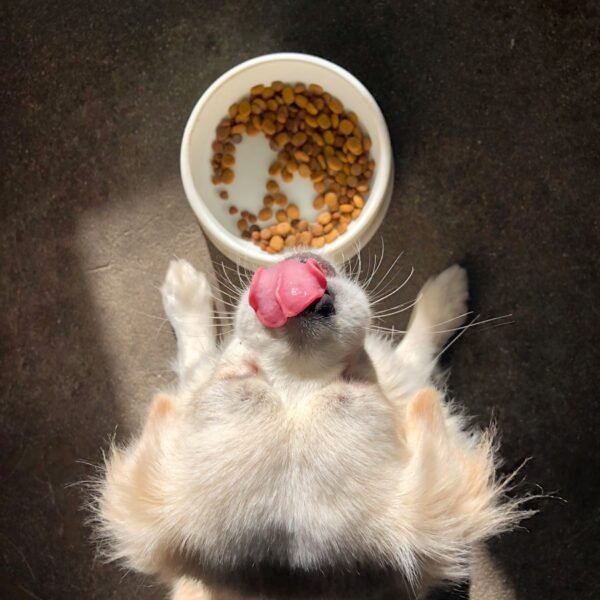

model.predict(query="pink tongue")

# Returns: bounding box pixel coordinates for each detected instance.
[249,259,327,328]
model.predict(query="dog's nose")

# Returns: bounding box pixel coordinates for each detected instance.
[302,290,336,319]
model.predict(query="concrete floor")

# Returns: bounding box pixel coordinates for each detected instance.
[1,1,599,598]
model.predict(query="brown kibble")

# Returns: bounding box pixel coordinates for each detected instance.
[241,210,250,219]
[216,125,230,141]
[285,234,298,247]
[211,174,221,185]
[325,229,339,243]
[339,203,354,213]
[324,192,338,210]
[261,86,275,99]
[248,213,258,224]
[258,207,273,221]
[281,169,293,183]
[295,94,308,108]
[323,223,334,234]
[263,194,275,207]
[294,149,309,163]
[241,229,252,240]
[222,169,235,184]
[339,119,354,135]
[305,114,318,128]
[231,134,242,144]
[228,205,238,215]
[238,100,252,116]
[266,179,279,193]
[326,156,343,172]
[251,230,261,241]
[291,132,307,147]
[350,162,363,176]
[328,97,343,114]
[299,231,313,246]
[313,195,325,210]
[231,123,246,135]
[287,204,300,220]
[269,161,282,176]
[363,136,372,151]
[305,102,318,116]
[317,211,332,225]
[298,163,311,178]
[308,83,323,95]
[286,160,298,173]
[219,190,229,200]
[277,222,292,236]
[212,140,223,153]
[228,103,239,118]
[222,153,235,168]
[352,194,365,208]
[237,218,248,232]
[297,220,309,232]
[274,193,287,206]
[260,228,272,240]
[269,235,284,251]
[337,222,348,234]
[311,222,324,236]
[262,119,277,135]
[314,181,326,193]
[317,113,331,129]
[346,136,363,155]
[246,124,258,136]
[311,236,325,249]
[275,132,289,146]
[352,208,362,219]
[276,209,288,222]
[282,87,295,104]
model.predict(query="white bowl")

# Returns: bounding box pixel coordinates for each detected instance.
[180,52,393,267]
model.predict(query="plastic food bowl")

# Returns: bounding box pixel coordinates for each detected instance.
[180,52,393,267]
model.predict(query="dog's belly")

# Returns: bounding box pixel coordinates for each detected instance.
[177,377,405,578]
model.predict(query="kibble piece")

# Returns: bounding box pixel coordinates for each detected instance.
[326,156,343,172]
[352,194,364,208]
[241,230,252,240]
[298,163,311,178]
[222,154,235,168]
[324,192,338,211]
[317,211,332,225]
[313,195,325,210]
[269,235,284,251]
[312,223,324,236]
[325,229,339,243]
[275,132,289,146]
[238,100,252,117]
[269,161,282,176]
[305,102,318,116]
[260,228,272,240]
[291,132,308,147]
[295,94,308,108]
[337,222,348,234]
[262,119,277,135]
[311,236,325,249]
[228,206,238,215]
[281,169,293,183]
[339,203,354,213]
[277,222,291,236]
[339,119,354,135]
[346,136,363,155]
[352,208,362,219]
[266,179,279,193]
[237,218,248,232]
[276,209,288,222]
[219,190,229,200]
[274,193,288,206]
[328,97,343,114]
[231,123,246,135]
[323,223,334,234]
[314,181,326,194]
[282,87,295,104]
[216,125,230,141]
[285,234,298,247]
[308,83,323,95]
[258,207,273,221]
[222,169,235,184]
[251,230,261,241]
[299,231,313,246]
[317,113,331,130]
[287,203,300,220]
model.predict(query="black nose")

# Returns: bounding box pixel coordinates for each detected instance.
[304,290,335,318]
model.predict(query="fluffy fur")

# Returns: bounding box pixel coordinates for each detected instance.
[93,253,526,599]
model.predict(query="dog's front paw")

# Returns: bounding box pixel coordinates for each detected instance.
[161,259,212,327]
[417,265,469,347]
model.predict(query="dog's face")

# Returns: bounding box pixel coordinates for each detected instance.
[95,253,524,598]
[234,253,372,378]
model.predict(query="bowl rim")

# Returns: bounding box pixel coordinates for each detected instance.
[180,52,393,266]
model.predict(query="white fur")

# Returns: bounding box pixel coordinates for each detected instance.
[95,255,527,600]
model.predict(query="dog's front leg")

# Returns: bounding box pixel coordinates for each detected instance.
[161,259,217,385]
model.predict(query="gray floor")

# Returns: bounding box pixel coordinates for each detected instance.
[1,2,599,599]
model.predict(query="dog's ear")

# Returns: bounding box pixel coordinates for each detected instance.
[398,388,525,581]
[96,394,177,579]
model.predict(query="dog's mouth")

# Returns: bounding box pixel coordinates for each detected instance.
[249,254,336,328]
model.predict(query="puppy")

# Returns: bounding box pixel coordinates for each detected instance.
[94,253,526,599]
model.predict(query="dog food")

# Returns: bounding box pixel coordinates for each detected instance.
[210,82,375,253]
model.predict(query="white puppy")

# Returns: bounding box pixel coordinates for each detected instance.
[94,253,526,599]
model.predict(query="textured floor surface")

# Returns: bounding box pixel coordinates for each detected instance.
[1,1,599,599]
